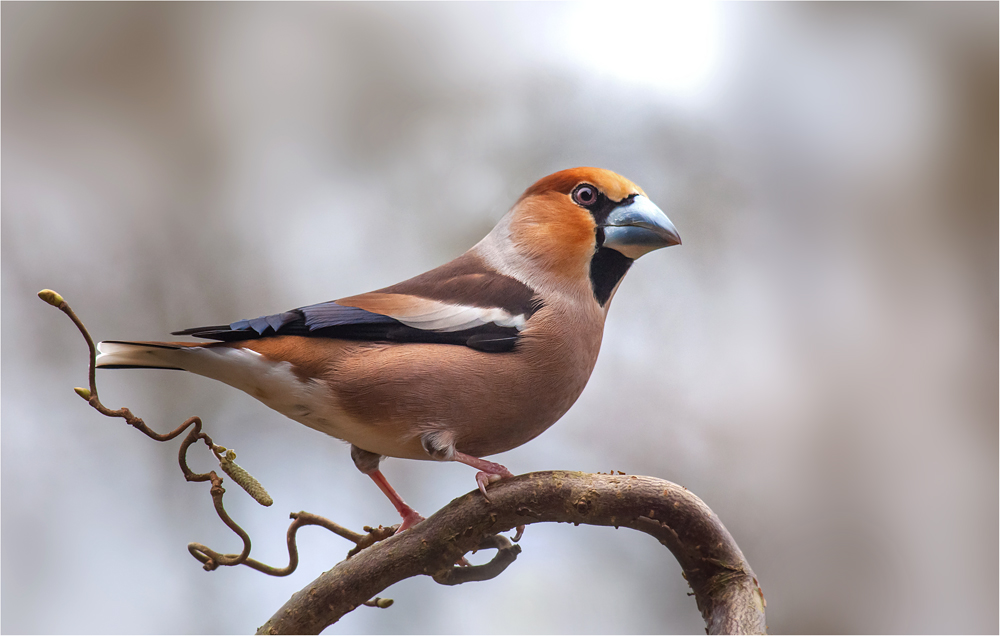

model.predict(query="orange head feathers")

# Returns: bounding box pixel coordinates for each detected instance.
[484,167,679,300]
[518,167,647,202]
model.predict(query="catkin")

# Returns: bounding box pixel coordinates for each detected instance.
[219,450,273,507]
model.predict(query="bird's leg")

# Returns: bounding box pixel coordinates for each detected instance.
[351,444,425,533]
[419,432,514,499]
[367,469,426,533]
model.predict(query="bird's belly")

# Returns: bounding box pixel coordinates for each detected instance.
[327,335,602,460]
[237,365,420,457]
[446,366,590,457]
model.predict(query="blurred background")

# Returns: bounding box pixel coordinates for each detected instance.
[2,3,996,633]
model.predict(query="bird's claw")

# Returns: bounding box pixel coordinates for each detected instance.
[475,471,504,500]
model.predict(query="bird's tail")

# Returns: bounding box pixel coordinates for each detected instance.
[95,341,197,370]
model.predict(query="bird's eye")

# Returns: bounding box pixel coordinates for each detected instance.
[572,184,598,206]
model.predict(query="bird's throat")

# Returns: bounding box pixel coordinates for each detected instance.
[589,247,633,307]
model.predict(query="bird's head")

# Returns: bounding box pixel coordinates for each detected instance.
[483,167,681,307]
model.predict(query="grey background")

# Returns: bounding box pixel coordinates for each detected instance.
[3,3,996,633]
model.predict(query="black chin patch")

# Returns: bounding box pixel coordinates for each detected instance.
[589,247,633,306]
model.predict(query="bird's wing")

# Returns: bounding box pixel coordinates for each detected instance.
[173,253,543,352]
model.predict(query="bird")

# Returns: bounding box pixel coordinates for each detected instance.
[95,167,681,531]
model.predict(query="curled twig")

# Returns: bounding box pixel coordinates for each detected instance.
[42,290,266,571]
[213,513,397,578]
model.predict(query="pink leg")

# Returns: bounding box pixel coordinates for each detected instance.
[368,469,425,533]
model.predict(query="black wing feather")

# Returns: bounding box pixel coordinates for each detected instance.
[171,300,519,351]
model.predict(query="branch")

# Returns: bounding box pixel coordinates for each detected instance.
[258,471,767,635]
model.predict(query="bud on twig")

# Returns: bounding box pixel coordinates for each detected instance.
[74,387,92,400]
[37,289,64,306]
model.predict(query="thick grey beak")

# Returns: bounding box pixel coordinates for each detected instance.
[601,195,681,259]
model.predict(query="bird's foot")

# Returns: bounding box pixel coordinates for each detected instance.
[395,508,426,534]
[453,453,514,500]
[453,452,525,540]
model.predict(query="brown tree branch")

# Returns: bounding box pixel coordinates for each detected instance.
[257,471,767,635]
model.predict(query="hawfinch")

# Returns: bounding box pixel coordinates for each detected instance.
[96,167,681,531]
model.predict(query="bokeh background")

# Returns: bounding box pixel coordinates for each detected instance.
[3,2,996,633]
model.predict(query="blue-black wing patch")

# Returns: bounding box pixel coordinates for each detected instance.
[299,302,401,330]
[171,300,519,352]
